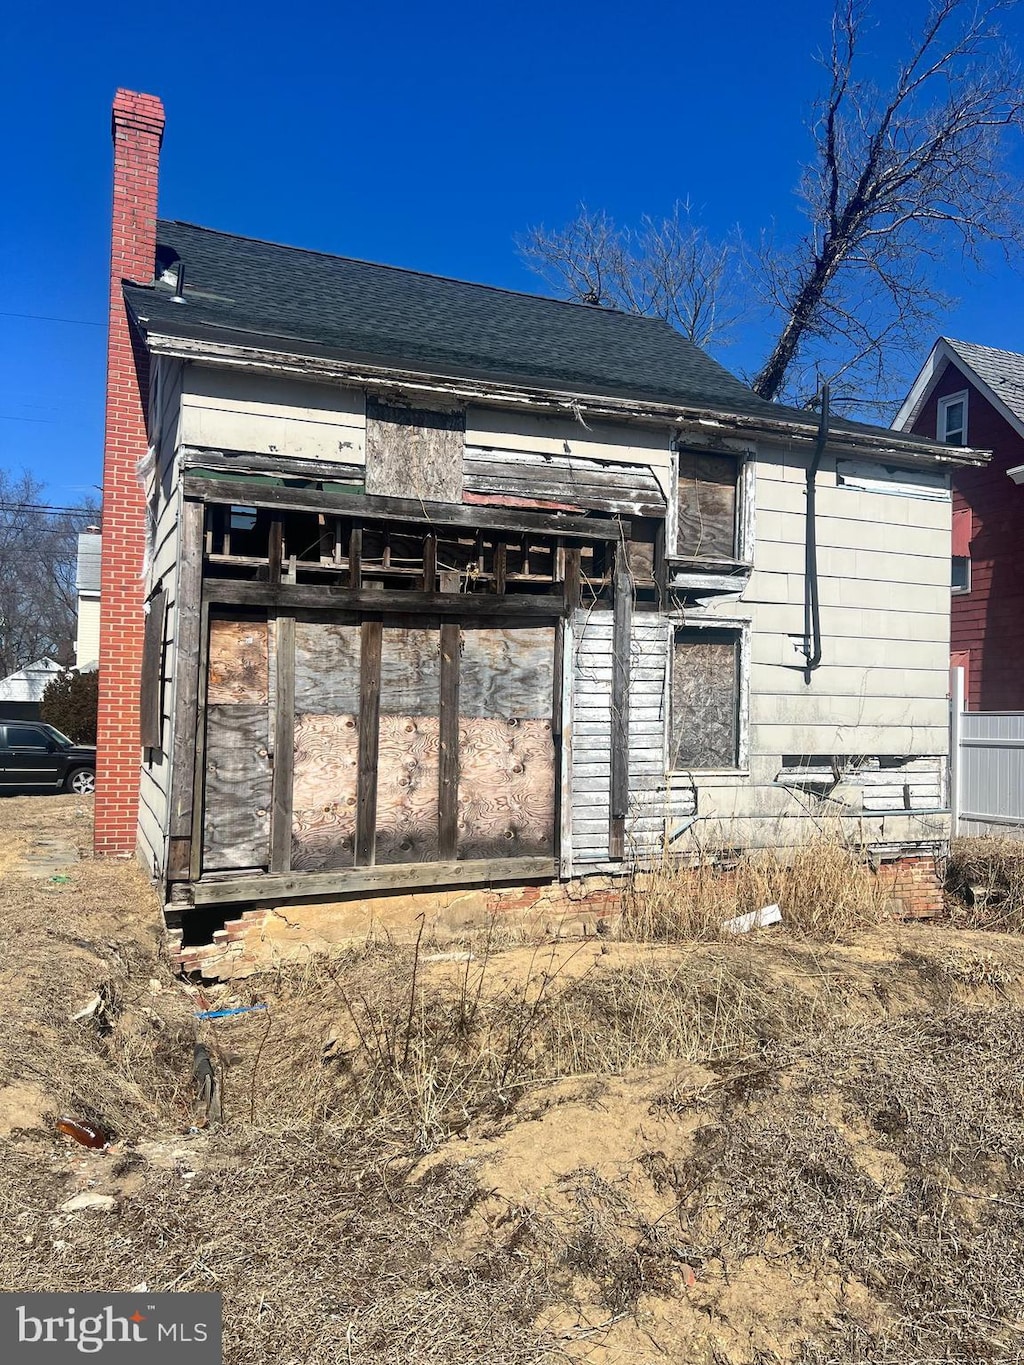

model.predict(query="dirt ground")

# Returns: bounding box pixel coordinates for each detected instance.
[1,795,1023,1363]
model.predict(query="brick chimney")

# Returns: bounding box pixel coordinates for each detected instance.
[95,90,165,855]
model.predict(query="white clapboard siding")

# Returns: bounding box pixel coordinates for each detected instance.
[571,610,693,870]
[180,367,366,464]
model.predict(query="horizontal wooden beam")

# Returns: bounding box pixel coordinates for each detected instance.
[189,856,557,907]
[203,578,566,618]
[182,473,626,541]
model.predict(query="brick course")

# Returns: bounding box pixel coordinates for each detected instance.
[95,90,165,855]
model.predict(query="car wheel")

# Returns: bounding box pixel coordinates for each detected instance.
[66,768,96,795]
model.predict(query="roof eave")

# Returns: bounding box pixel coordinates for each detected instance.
[895,336,1024,448]
[143,327,989,467]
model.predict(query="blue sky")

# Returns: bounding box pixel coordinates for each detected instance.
[2,0,1024,503]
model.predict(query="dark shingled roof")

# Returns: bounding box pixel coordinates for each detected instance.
[124,220,942,449]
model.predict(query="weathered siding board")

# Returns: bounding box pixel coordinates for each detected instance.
[365,400,464,503]
[202,704,272,869]
[466,407,671,482]
[180,368,366,464]
[571,610,677,868]
[464,448,665,517]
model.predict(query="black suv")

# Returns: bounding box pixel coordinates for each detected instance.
[0,722,96,795]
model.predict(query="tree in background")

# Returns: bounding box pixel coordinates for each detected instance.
[519,0,1024,412]
[0,469,98,677]
[40,670,99,746]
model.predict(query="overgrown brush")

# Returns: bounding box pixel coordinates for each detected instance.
[946,835,1024,933]
[622,834,886,943]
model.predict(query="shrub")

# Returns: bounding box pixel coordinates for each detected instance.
[40,669,99,745]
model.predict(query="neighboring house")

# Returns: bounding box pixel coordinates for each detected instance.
[98,91,983,969]
[75,530,102,670]
[0,658,63,722]
[895,339,1024,710]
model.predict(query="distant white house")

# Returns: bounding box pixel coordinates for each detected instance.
[0,657,64,720]
[75,530,101,671]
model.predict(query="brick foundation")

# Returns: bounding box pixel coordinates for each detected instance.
[95,90,165,856]
[166,853,946,980]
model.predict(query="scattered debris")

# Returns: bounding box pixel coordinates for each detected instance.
[56,1117,110,1150]
[194,1004,267,1020]
[60,1192,117,1214]
[722,903,783,935]
[191,1043,221,1128]
[70,994,104,1023]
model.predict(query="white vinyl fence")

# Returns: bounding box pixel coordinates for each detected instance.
[950,667,1024,836]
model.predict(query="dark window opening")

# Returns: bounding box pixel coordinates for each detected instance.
[952,555,970,593]
[670,628,740,770]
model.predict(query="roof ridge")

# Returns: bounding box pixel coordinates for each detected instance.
[158,219,677,328]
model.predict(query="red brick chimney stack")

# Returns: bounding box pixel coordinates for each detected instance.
[95,90,165,855]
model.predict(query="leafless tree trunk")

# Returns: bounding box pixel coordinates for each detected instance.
[0,469,98,677]
[520,0,1024,412]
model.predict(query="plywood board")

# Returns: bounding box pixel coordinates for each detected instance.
[677,452,737,559]
[380,628,441,717]
[365,399,464,503]
[671,631,738,770]
[207,620,269,704]
[202,704,271,869]
[459,626,555,719]
[294,620,361,713]
[291,712,359,871]
[376,714,441,864]
[457,718,555,860]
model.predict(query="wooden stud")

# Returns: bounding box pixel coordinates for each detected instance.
[166,499,204,881]
[268,517,283,585]
[563,548,582,613]
[188,598,212,882]
[270,614,295,873]
[609,540,632,861]
[355,618,383,866]
[423,533,437,592]
[493,541,507,595]
[438,622,461,859]
[203,579,566,619]
[349,523,363,589]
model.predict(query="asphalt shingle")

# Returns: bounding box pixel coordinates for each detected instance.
[944,338,1024,428]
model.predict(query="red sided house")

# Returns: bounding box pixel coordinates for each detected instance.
[97,91,981,974]
[895,339,1024,709]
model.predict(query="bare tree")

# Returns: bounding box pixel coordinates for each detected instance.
[0,469,97,677]
[518,201,743,350]
[520,0,1024,412]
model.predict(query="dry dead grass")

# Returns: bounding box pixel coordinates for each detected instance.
[3,799,1024,1363]
[946,834,1024,933]
[622,834,887,944]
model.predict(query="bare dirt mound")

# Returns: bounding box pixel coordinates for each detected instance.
[1,798,1022,1363]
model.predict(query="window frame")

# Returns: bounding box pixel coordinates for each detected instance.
[952,555,971,595]
[665,615,750,776]
[937,390,969,447]
[666,447,755,587]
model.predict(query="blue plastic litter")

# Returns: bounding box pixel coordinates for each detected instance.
[194,1004,268,1020]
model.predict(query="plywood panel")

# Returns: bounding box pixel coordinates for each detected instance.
[203,704,271,869]
[291,713,359,871]
[459,626,555,719]
[365,399,464,502]
[457,718,555,860]
[380,628,441,716]
[376,714,441,864]
[295,621,361,713]
[207,620,269,704]
[677,453,737,558]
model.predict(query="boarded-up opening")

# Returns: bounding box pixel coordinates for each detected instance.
[676,453,738,560]
[139,589,166,750]
[670,628,739,770]
[365,399,465,503]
